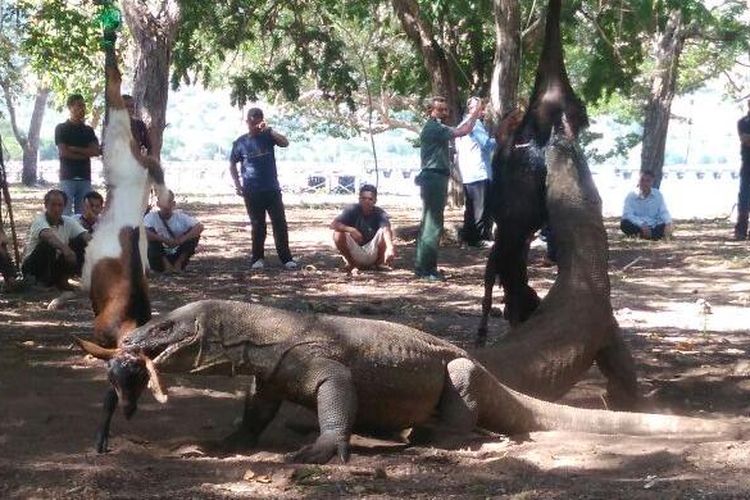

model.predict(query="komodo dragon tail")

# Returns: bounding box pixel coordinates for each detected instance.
[476,368,742,439]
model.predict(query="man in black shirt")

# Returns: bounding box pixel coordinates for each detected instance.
[55,93,100,215]
[123,94,153,155]
[735,99,750,240]
[331,184,396,272]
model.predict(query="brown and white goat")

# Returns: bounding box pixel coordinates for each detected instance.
[81,54,168,348]
[75,49,169,453]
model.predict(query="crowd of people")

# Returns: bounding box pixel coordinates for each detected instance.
[8,95,750,294]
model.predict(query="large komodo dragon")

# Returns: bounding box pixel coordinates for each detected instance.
[473,0,638,409]
[77,295,741,464]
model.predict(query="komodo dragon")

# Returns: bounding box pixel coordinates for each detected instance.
[472,128,638,408]
[76,298,741,464]
[473,0,638,409]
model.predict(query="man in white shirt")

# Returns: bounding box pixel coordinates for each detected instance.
[21,189,92,289]
[144,190,204,272]
[620,170,673,240]
[455,97,495,248]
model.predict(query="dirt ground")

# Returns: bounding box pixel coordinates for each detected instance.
[2,187,750,499]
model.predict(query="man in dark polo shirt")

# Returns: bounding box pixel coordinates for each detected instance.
[331,184,396,273]
[414,96,481,281]
[123,94,153,155]
[735,99,750,240]
[55,93,100,215]
[229,107,297,270]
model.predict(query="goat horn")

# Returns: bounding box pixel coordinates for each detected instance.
[142,354,168,403]
[72,336,118,360]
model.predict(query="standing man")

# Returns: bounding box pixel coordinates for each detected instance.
[55,94,100,215]
[229,107,297,270]
[620,170,673,240]
[21,189,91,289]
[414,96,481,280]
[331,184,396,273]
[122,94,153,156]
[735,99,750,240]
[455,97,495,248]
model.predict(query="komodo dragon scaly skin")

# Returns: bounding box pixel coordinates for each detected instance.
[94,298,740,464]
[473,133,639,408]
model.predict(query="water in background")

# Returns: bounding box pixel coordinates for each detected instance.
[4,159,739,219]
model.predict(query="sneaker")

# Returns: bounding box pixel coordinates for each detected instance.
[251,258,265,270]
[414,270,446,282]
[283,260,298,270]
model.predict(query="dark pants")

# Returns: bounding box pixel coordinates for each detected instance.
[21,235,87,288]
[0,248,15,282]
[147,235,200,272]
[242,189,293,264]
[620,219,665,240]
[415,170,449,275]
[735,164,750,239]
[461,180,492,246]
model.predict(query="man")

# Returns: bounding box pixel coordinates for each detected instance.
[76,191,104,234]
[331,184,396,272]
[144,190,204,273]
[21,189,91,289]
[620,170,673,240]
[734,99,750,240]
[55,94,100,215]
[455,97,495,248]
[414,96,481,280]
[122,94,153,156]
[229,107,297,270]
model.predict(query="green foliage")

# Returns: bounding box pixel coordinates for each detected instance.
[18,0,104,109]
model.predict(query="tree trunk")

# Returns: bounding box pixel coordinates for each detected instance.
[489,0,521,125]
[0,82,48,186]
[21,88,49,185]
[640,9,686,189]
[121,0,181,160]
[391,0,463,206]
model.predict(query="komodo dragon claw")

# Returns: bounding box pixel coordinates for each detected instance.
[288,433,350,464]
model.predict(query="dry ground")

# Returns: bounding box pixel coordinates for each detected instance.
[2,187,750,499]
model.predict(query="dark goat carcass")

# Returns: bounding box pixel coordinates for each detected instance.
[478,0,588,343]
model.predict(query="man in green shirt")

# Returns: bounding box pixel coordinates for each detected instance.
[415,96,482,280]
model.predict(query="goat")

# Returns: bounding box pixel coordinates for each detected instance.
[76,45,169,452]
[82,49,168,348]
[477,0,588,344]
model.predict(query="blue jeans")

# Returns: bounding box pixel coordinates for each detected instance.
[60,179,92,215]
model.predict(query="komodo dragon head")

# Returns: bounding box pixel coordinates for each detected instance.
[73,301,209,417]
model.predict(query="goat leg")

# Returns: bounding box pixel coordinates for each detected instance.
[96,387,118,453]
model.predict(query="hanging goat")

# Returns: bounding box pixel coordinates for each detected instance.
[478,0,588,341]
[78,46,169,452]
[82,50,168,348]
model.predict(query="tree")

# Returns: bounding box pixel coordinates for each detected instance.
[1,0,106,185]
[121,0,181,159]
[0,1,49,185]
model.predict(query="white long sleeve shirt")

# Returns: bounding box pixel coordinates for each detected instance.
[622,188,672,227]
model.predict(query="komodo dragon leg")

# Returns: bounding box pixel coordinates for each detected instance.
[221,377,281,450]
[285,359,357,464]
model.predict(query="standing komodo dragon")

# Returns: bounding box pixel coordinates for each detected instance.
[472,127,638,408]
[77,296,741,464]
[473,0,638,409]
